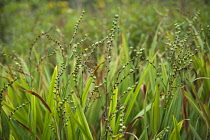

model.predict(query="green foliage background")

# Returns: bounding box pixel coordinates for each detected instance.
[0,0,210,140]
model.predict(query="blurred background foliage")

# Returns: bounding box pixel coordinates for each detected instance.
[0,0,209,139]
[0,0,209,55]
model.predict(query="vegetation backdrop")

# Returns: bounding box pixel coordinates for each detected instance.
[0,0,209,140]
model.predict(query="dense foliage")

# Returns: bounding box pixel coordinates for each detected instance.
[0,0,210,139]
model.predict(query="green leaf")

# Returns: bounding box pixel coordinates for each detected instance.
[183,91,205,121]
[41,66,58,140]
[121,26,129,63]
[1,110,10,140]
[151,84,160,136]
[81,76,93,108]
[2,101,27,125]
[108,88,118,136]
[189,124,202,140]
[30,95,36,139]
[72,93,93,140]
[23,90,51,113]
[149,22,162,58]
[65,102,77,140]
[169,116,184,140]
[112,133,124,140]
[125,52,157,123]
[134,103,152,118]
[143,99,148,140]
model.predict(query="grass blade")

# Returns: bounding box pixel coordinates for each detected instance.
[151,84,160,136]
[81,76,93,109]
[108,88,118,137]
[169,116,184,140]
[41,66,58,140]
[72,93,93,140]
[23,90,51,113]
